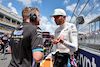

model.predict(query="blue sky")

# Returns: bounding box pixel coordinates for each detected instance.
[0,0,100,35]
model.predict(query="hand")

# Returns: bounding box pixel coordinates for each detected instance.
[2,42,4,44]
[51,36,64,44]
[57,36,64,43]
[51,39,59,44]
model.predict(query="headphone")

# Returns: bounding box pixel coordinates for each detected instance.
[29,7,37,22]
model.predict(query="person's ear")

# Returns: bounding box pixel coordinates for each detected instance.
[63,16,66,18]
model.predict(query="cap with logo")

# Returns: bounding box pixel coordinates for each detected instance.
[50,8,66,17]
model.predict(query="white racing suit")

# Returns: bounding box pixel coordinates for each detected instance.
[52,22,78,67]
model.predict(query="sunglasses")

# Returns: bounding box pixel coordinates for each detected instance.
[54,15,63,18]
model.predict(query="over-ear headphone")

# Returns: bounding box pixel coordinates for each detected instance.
[29,7,37,22]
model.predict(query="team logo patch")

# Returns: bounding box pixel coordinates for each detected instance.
[37,44,43,47]
[60,35,65,39]
[72,31,77,33]
[14,30,23,35]
[64,28,68,31]
[37,29,41,32]
[3,37,8,40]
[57,31,61,33]
[68,44,75,48]
[15,41,19,43]
[71,25,74,28]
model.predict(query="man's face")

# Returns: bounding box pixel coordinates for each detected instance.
[5,32,8,35]
[35,11,40,25]
[54,15,64,25]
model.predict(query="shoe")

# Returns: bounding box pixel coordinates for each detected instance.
[1,58,7,60]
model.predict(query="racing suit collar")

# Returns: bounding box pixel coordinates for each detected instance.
[60,22,67,29]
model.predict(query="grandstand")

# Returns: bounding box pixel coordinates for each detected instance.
[0,4,22,37]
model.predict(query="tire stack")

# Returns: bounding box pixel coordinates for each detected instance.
[42,32,50,48]
[42,32,50,56]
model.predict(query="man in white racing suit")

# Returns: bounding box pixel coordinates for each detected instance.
[50,8,78,67]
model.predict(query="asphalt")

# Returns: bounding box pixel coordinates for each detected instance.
[0,51,11,67]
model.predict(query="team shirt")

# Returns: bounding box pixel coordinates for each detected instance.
[1,35,8,43]
[8,22,43,67]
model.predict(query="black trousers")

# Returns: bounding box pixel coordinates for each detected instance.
[2,43,6,53]
[2,45,5,53]
[53,52,70,67]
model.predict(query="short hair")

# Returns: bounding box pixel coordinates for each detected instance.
[33,7,39,13]
[22,7,39,21]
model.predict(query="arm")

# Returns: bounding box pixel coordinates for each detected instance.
[33,51,44,63]
[31,27,44,63]
[63,24,78,52]
[8,45,11,53]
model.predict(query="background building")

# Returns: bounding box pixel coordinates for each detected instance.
[0,4,22,37]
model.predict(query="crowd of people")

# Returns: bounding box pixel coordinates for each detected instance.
[0,7,78,67]
[79,30,100,41]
